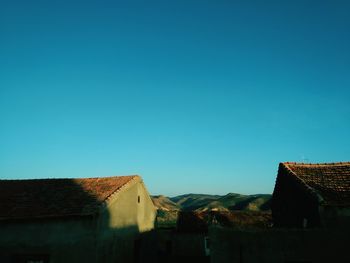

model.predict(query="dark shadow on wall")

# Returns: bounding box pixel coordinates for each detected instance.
[153,211,210,263]
[209,227,350,263]
[271,167,321,228]
[0,178,153,263]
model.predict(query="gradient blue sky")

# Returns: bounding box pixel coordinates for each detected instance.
[1,0,349,196]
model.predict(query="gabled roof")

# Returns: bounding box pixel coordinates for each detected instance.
[0,175,138,220]
[280,162,350,206]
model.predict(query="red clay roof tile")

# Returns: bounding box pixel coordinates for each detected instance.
[281,162,350,206]
[0,175,137,220]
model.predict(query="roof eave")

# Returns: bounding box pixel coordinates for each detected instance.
[100,175,141,209]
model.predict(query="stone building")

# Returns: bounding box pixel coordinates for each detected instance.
[271,162,350,228]
[210,162,350,263]
[0,175,156,263]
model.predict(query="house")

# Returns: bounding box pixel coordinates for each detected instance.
[0,175,156,263]
[271,162,350,228]
[209,162,350,263]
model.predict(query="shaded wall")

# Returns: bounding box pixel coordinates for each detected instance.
[210,226,350,263]
[272,166,321,228]
[154,228,209,263]
[0,217,96,263]
[320,206,350,229]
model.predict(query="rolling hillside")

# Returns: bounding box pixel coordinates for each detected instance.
[152,193,271,212]
[151,195,180,211]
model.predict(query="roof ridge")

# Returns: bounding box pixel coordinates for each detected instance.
[0,175,139,181]
[283,161,350,166]
[103,175,140,204]
[75,175,139,180]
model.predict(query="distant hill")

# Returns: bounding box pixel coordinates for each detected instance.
[152,193,271,212]
[151,195,180,211]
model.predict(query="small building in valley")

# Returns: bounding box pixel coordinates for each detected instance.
[271,162,350,228]
[0,175,156,263]
[154,210,271,263]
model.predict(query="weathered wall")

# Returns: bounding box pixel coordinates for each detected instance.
[272,167,321,228]
[151,228,212,263]
[96,179,156,263]
[320,206,350,229]
[0,217,96,263]
[0,178,156,263]
[210,226,350,263]
[155,229,206,257]
[172,233,205,257]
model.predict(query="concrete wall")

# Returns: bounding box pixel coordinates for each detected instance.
[0,217,96,263]
[156,229,206,257]
[152,228,211,263]
[320,206,350,229]
[210,226,350,263]
[0,178,156,263]
[96,178,156,263]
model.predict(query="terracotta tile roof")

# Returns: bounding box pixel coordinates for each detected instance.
[282,162,350,206]
[176,211,272,232]
[210,211,272,229]
[0,175,138,220]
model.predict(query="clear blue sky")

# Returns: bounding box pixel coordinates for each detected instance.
[1,0,349,196]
